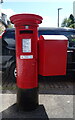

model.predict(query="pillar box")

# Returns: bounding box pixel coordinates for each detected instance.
[39,35,68,76]
[10,14,43,111]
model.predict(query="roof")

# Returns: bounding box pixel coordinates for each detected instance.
[5,27,75,32]
[5,28,15,31]
[38,27,75,32]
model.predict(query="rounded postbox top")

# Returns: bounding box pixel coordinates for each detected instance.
[10,13,43,26]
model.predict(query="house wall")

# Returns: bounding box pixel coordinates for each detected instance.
[0,22,6,34]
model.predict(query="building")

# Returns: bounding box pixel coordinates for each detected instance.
[0,0,8,34]
[0,13,8,34]
[73,1,75,18]
[1,13,7,24]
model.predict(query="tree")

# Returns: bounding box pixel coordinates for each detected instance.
[7,20,14,28]
[61,14,75,28]
[8,24,14,28]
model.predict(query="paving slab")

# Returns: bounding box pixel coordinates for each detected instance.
[0,94,73,119]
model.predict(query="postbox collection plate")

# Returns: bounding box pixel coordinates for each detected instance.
[22,38,31,53]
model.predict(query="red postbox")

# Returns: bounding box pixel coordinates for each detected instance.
[10,14,43,111]
[39,35,68,76]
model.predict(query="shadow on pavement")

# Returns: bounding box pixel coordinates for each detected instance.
[2,71,75,95]
[1,104,49,120]
[1,103,74,120]
[39,74,75,95]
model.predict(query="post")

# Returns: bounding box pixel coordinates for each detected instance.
[58,8,62,27]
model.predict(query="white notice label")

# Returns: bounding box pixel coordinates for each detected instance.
[20,55,33,59]
[22,39,31,53]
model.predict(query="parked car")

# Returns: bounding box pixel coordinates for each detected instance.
[1,27,75,81]
[1,28,16,81]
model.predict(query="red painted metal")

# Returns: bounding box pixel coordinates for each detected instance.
[39,35,68,76]
[10,14,43,89]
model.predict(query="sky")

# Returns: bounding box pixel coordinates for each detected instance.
[0,0,75,27]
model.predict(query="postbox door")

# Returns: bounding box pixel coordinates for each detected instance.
[16,29,38,89]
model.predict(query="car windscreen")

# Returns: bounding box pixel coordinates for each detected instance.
[2,30,15,48]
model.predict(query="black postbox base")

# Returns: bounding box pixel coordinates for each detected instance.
[17,87,38,111]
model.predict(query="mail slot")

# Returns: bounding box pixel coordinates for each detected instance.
[10,14,43,111]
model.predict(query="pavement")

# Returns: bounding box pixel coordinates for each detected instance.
[0,94,73,119]
[0,71,75,120]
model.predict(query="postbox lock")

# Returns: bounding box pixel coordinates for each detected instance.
[20,55,33,59]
